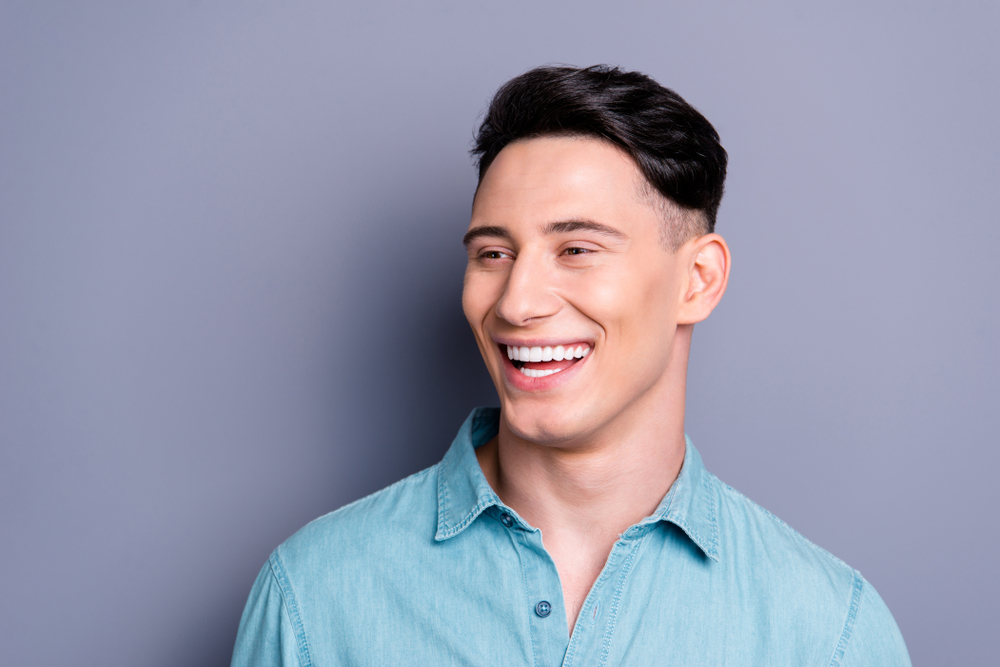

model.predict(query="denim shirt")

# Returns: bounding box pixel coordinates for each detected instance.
[231,408,910,666]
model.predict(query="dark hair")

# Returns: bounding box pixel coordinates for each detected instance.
[471,65,727,245]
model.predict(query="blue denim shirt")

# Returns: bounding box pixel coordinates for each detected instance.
[232,408,910,666]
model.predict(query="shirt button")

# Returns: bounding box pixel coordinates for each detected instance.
[535,600,552,618]
[500,513,514,528]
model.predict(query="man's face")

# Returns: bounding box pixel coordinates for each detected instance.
[463,136,693,447]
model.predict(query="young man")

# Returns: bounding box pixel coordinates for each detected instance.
[231,66,911,666]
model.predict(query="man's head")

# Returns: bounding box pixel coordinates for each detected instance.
[471,65,727,250]
[463,66,730,448]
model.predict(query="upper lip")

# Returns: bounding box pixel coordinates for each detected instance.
[491,336,594,348]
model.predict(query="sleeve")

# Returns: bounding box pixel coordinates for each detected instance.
[837,579,911,667]
[230,552,310,667]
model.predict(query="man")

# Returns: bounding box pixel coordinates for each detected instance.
[231,65,910,666]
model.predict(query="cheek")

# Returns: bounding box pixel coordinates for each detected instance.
[462,269,500,327]
[569,263,680,355]
[563,263,630,313]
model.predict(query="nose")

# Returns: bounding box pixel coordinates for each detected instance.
[494,250,561,326]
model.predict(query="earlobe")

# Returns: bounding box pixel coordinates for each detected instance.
[677,234,731,325]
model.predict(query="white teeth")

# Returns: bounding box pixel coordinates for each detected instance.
[505,343,592,365]
[518,367,562,378]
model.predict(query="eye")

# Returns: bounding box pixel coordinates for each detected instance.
[564,247,591,255]
[476,248,513,262]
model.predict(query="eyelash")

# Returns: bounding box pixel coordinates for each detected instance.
[476,246,594,260]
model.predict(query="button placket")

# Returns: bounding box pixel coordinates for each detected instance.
[510,525,570,667]
[561,536,645,667]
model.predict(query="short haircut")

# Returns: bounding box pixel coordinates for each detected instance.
[471,65,728,249]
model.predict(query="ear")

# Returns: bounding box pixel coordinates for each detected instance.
[677,233,731,325]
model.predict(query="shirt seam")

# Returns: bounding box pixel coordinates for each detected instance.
[268,548,313,667]
[707,469,719,558]
[716,476,854,573]
[310,465,438,528]
[827,570,865,667]
[563,533,636,667]
[437,462,452,537]
[510,531,541,667]
[663,493,719,561]
[436,452,500,540]
[598,535,644,667]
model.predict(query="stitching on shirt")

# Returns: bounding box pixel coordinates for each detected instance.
[655,463,720,561]
[706,468,720,559]
[597,536,643,667]
[308,466,437,527]
[269,548,314,667]
[437,461,452,535]
[563,528,640,667]
[439,498,497,538]
[715,475,855,573]
[436,451,503,539]
[510,530,541,667]
[564,536,630,667]
[827,571,864,667]
[563,556,611,667]
[663,513,718,562]
[471,410,497,433]
[436,408,503,540]
[436,436,486,539]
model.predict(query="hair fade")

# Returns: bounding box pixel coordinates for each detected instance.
[471,65,728,245]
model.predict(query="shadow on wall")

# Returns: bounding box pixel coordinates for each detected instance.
[325,194,500,498]
[170,194,497,667]
[167,592,249,667]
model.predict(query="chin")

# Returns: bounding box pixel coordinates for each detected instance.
[500,397,599,447]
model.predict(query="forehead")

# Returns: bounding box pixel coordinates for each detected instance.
[471,136,652,227]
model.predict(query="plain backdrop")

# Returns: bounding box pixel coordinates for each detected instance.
[1,1,997,665]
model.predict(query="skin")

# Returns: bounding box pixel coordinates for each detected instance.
[462,135,730,633]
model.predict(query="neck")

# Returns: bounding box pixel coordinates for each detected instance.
[475,326,692,631]
[477,326,692,540]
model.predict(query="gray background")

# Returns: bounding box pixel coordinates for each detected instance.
[1,1,996,665]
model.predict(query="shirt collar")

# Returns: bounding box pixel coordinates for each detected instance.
[636,433,720,561]
[435,408,504,541]
[435,408,720,562]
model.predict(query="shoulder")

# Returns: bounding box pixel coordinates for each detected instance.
[712,473,857,588]
[709,475,910,665]
[277,464,440,570]
[838,578,911,666]
[231,466,444,667]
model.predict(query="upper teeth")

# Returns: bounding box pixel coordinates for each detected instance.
[506,344,590,362]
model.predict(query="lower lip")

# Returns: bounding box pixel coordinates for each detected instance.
[499,346,591,391]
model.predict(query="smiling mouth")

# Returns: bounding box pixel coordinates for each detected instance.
[503,343,591,378]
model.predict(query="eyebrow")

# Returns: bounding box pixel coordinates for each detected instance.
[462,219,627,247]
[462,225,510,247]
[543,219,627,240]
